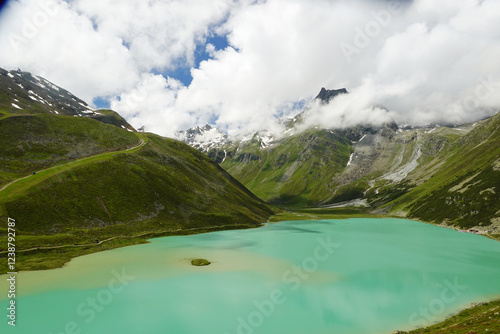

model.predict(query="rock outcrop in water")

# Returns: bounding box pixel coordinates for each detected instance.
[191,259,211,266]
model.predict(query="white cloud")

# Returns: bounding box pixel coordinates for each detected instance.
[0,0,499,137]
[72,0,238,70]
[0,0,236,104]
[300,95,396,132]
[0,0,140,102]
[167,0,500,135]
[109,73,193,136]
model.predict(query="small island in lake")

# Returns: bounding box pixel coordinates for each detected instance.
[191,258,211,266]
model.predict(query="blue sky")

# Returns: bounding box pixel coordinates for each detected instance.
[167,34,230,87]
[94,33,230,109]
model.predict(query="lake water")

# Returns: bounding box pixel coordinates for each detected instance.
[2,218,500,334]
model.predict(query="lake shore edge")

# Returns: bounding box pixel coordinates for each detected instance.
[2,208,499,275]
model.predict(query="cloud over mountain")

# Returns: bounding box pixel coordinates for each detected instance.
[1,0,499,136]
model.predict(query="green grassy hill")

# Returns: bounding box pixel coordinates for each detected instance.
[3,133,274,233]
[0,114,139,187]
[0,127,274,272]
[221,129,352,206]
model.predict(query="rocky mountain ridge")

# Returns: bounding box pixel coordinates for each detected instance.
[0,67,135,131]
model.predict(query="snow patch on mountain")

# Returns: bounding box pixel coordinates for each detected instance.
[346,153,354,166]
[176,124,231,152]
[1,68,98,117]
[254,130,276,149]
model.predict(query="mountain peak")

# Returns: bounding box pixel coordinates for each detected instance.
[315,87,348,103]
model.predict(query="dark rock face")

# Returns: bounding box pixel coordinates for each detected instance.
[315,87,349,104]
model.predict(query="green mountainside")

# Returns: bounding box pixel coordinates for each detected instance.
[221,128,352,206]
[3,133,274,234]
[387,113,500,228]
[191,90,499,232]
[218,122,404,207]
[0,69,274,273]
[0,67,140,188]
[0,114,139,187]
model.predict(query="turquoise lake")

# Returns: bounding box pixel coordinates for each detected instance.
[2,218,500,334]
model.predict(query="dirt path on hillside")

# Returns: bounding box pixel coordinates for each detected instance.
[0,137,146,193]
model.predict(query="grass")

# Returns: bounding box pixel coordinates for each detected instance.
[268,206,379,222]
[1,134,274,233]
[0,113,139,186]
[0,132,146,216]
[408,165,499,228]
[398,299,500,334]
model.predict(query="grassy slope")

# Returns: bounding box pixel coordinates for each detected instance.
[0,128,274,273]
[384,114,500,229]
[0,113,139,187]
[268,206,379,222]
[399,299,500,334]
[222,129,352,206]
[0,134,147,215]
[88,109,136,131]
